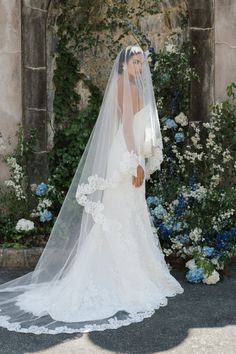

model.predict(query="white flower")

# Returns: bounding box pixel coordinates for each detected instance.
[163,248,173,256]
[16,218,35,232]
[174,112,188,127]
[203,122,210,128]
[165,43,177,53]
[185,258,197,269]
[183,245,195,256]
[189,228,202,242]
[202,270,220,284]
[30,183,37,191]
[222,149,232,163]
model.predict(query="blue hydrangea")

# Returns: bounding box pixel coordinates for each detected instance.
[174,193,186,217]
[36,182,48,197]
[173,221,182,231]
[146,196,162,207]
[153,205,167,219]
[215,230,232,250]
[186,268,204,283]
[40,209,53,223]
[175,234,190,244]
[165,118,178,129]
[175,132,185,143]
[202,246,215,257]
[158,223,173,239]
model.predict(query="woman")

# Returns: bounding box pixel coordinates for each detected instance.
[0,45,184,334]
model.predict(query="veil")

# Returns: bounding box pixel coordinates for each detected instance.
[0,45,164,334]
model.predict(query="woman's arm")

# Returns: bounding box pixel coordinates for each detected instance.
[117,78,144,186]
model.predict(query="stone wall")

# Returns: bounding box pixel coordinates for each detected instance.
[215,0,236,101]
[0,0,235,184]
[188,0,214,122]
[0,1,22,183]
[71,0,187,92]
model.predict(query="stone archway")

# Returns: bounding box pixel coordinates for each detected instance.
[21,0,52,185]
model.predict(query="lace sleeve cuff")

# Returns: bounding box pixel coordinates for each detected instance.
[146,147,163,179]
[119,150,141,177]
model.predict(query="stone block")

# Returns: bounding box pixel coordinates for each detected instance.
[23,67,46,109]
[189,28,214,121]
[22,6,47,67]
[0,0,21,52]
[23,0,51,12]
[215,0,236,44]
[4,249,25,268]
[27,151,49,185]
[188,0,214,28]
[24,247,43,268]
[24,109,47,152]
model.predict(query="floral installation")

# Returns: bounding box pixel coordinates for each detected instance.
[30,182,54,224]
[145,46,236,285]
[0,126,57,246]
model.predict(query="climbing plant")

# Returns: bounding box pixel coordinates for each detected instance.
[47,0,163,205]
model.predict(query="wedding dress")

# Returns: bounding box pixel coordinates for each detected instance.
[0,45,184,334]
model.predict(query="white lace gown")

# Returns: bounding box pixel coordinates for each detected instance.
[0,107,184,334]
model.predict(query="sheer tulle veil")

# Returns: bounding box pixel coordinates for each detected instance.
[0,44,164,333]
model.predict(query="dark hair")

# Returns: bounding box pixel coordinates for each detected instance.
[117,47,142,74]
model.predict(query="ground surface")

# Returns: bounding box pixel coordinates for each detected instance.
[0,265,235,354]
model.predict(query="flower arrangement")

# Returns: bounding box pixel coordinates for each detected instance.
[145,45,236,284]
[0,126,57,247]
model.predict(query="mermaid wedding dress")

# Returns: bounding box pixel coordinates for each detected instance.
[0,104,184,334]
[0,45,184,334]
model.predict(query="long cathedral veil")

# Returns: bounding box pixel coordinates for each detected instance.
[0,45,164,334]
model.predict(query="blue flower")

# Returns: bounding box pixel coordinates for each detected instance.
[154,205,167,219]
[146,196,162,207]
[229,227,236,237]
[175,132,185,143]
[176,234,190,244]
[173,221,182,232]
[215,229,233,250]
[158,223,173,239]
[202,246,215,257]
[174,193,186,216]
[148,46,155,53]
[165,118,178,129]
[186,268,204,283]
[40,209,53,223]
[36,182,48,197]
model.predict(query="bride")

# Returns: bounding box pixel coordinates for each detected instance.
[0,45,184,334]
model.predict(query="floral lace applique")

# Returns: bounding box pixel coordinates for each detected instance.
[75,150,141,231]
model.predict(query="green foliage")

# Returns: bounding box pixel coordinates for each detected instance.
[149,41,199,118]
[48,0,162,202]
[48,84,102,204]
